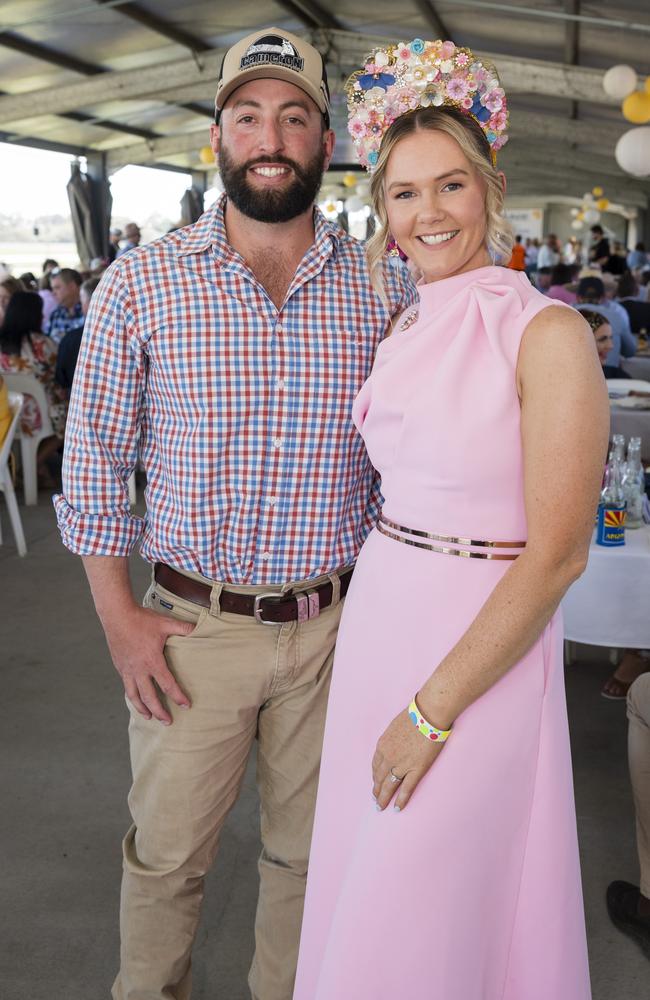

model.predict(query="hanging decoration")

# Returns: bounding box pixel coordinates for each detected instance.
[602,65,638,101]
[199,146,214,165]
[615,127,650,177]
[622,91,650,124]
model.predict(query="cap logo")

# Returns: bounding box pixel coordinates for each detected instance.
[240,34,304,73]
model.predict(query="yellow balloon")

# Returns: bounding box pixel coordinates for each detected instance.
[622,91,650,124]
[591,186,604,197]
[576,211,585,221]
[646,76,650,96]
[343,172,357,188]
[596,198,610,211]
[199,145,214,165]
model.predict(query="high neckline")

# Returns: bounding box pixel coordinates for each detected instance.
[416,265,509,308]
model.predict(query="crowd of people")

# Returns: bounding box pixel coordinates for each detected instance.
[0,225,140,485]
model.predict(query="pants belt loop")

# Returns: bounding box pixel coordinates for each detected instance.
[209,581,225,618]
[328,571,341,608]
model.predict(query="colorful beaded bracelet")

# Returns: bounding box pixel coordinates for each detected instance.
[408,698,452,743]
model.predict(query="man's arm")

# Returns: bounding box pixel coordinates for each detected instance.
[83,555,193,724]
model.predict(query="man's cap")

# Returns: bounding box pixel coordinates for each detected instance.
[215,28,331,125]
[577,276,605,298]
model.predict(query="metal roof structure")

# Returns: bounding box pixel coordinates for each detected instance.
[0,0,649,208]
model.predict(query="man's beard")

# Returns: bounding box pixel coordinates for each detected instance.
[218,145,326,223]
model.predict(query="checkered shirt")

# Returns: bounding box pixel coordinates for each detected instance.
[48,301,84,345]
[54,196,417,585]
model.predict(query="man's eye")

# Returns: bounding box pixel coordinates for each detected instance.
[285,116,306,125]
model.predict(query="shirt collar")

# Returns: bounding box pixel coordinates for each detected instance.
[176,193,341,266]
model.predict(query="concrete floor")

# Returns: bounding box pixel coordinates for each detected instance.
[1,495,648,999]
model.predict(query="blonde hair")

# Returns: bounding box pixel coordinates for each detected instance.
[366,107,514,304]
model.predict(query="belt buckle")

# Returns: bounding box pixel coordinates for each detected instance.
[295,589,320,623]
[253,593,283,626]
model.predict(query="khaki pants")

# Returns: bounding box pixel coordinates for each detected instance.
[627,673,650,898]
[112,567,347,1000]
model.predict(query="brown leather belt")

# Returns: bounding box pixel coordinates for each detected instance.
[153,562,354,625]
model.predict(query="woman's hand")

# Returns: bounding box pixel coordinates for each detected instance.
[372,708,446,812]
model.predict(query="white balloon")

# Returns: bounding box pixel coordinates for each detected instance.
[603,64,638,101]
[615,127,650,177]
[345,196,364,212]
[582,192,594,203]
[570,207,580,216]
[571,219,584,230]
[583,208,601,224]
[355,180,371,198]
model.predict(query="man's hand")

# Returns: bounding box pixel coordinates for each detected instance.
[103,604,194,724]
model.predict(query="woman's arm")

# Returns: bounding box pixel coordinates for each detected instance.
[373,306,610,810]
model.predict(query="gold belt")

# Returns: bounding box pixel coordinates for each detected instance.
[377,515,526,561]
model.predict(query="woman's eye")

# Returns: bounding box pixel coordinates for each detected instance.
[443,182,462,192]
[395,190,414,199]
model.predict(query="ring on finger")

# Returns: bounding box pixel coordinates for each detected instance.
[390,766,404,783]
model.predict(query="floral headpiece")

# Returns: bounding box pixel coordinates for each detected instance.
[346,38,509,171]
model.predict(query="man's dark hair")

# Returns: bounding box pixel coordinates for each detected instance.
[577,276,605,302]
[0,291,43,355]
[590,224,604,235]
[81,276,102,299]
[53,267,82,287]
[616,270,638,299]
[550,263,573,286]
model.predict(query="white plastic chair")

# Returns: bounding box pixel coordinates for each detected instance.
[1,371,55,505]
[0,392,27,556]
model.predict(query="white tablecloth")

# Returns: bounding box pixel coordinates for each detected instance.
[562,525,650,648]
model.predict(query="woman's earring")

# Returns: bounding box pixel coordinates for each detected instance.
[386,235,408,262]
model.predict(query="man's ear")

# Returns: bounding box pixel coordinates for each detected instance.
[209,123,220,158]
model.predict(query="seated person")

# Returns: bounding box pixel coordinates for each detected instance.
[547,262,577,304]
[0,374,11,447]
[55,276,100,396]
[579,309,630,379]
[0,275,25,324]
[0,291,67,486]
[47,268,83,345]
[607,673,650,957]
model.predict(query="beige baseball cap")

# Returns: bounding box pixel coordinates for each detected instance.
[215,28,331,125]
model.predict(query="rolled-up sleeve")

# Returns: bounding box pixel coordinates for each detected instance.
[53,265,146,556]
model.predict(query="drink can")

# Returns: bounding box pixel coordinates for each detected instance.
[596,502,626,546]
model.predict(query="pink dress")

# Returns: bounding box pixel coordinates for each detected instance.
[293,266,591,1000]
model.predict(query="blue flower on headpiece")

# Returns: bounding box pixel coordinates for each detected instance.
[368,150,379,166]
[485,130,497,144]
[410,38,425,54]
[471,101,491,124]
[357,72,395,91]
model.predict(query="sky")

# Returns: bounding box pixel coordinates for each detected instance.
[0,141,206,221]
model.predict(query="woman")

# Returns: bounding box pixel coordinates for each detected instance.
[0,291,67,483]
[578,309,627,379]
[294,39,608,1000]
[0,275,25,324]
[547,262,578,304]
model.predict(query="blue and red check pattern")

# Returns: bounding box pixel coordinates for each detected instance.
[54,196,417,585]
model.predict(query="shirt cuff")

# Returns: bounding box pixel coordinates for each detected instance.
[53,493,144,557]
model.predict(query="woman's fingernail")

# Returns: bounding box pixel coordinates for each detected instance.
[375,803,382,812]
[394,805,401,813]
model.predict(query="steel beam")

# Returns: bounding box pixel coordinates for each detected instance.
[93,0,211,52]
[411,0,452,39]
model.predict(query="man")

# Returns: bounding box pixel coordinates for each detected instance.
[574,275,636,370]
[55,276,100,396]
[108,227,123,263]
[116,222,141,257]
[48,267,84,345]
[588,223,610,268]
[54,26,415,1000]
[536,232,560,271]
[507,233,526,271]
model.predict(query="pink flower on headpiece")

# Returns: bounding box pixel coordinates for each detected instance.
[396,44,412,62]
[492,135,508,151]
[489,110,507,131]
[455,52,469,67]
[461,96,474,110]
[440,41,456,59]
[472,66,489,85]
[484,91,503,113]
[348,117,368,138]
[385,86,420,118]
[446,76,471,100]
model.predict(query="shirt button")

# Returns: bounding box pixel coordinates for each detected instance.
[261,551,271,561]
[273,438,283,449]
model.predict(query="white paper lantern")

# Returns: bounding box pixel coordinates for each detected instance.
[583,208,601,224]
[603,65,638,101]
[571,219,584,230]
[570,207,580,217]
[615,127,650,177]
